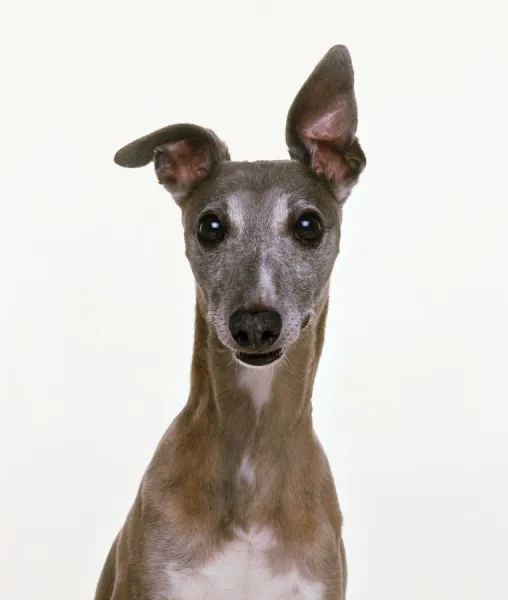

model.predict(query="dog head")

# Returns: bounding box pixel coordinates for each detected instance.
[114,45,366,368]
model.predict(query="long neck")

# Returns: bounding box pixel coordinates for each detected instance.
[184,296,329,445]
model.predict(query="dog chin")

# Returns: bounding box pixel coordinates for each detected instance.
[234,348,284,368]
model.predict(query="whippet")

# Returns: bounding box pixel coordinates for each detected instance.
[94,44,366,600]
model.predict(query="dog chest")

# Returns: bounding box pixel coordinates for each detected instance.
[166,527,324,600]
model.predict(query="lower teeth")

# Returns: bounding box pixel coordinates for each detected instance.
[238,349,281,361]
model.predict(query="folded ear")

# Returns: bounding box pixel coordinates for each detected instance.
[114,124,230,203]
[285,45,366,202]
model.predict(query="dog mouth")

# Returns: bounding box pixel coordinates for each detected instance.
[235,348,284,367]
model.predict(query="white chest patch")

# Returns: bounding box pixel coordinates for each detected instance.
[238,366,274,410]
[167,528,324,600]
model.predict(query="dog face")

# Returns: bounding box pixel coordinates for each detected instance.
[180,160,342,364]
[114,46,366,367]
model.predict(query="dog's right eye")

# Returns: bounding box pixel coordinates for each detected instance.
[197,214,225,246]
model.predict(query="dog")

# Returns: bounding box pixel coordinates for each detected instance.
[94,44,366,600]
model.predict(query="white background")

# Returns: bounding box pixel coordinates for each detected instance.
[1,1,507,598]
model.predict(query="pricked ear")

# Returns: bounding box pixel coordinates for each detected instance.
[114,124,230,203]
[285,45,366,202]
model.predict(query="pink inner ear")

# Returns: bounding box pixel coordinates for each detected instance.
[165,140,208,184]
[297,96,354,182]
[299,100,351,145]
[312,143,349,181]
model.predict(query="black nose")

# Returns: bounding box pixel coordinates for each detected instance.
[229,309,282,351]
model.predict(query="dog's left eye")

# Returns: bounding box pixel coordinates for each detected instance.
[198,214,225,245]
[294,213,323,243]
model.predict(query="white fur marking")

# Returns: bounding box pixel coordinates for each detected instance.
[227,194,246,232]
[167,528,324,600]
[238,365,274,410]
[259,261,277,304]
[272,193,289,228]
[238,455,256,485]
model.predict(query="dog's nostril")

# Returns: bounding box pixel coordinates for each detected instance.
[233,331,250,348]
[261,330,277,345]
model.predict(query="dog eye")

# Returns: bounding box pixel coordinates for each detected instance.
[294,212,323,243]
[198,214,225,245]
